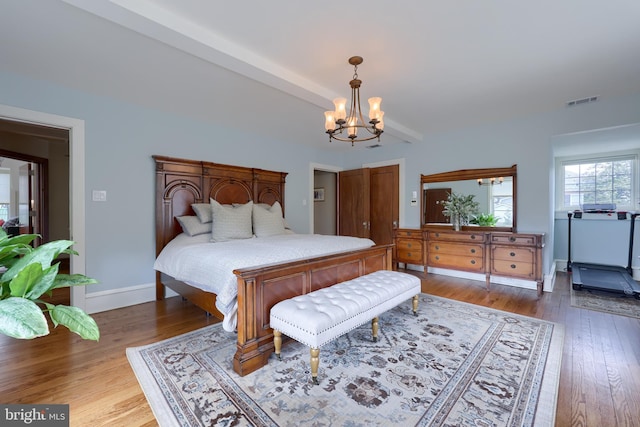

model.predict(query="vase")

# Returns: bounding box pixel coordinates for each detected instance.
[452,215,461,231]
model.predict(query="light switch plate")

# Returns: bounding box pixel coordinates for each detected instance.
[92,190,107,202]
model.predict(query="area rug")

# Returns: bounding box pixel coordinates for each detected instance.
[571,288,640,319]
[127,294,563,427]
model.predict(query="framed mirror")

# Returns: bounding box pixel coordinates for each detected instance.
[420,165,517,232]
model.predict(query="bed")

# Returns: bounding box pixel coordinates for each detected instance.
[154,155,394,376]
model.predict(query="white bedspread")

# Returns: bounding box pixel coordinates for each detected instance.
[153,233,375,331]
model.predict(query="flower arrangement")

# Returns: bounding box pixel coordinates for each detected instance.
[470,213,499,227]
[441,192,479,230]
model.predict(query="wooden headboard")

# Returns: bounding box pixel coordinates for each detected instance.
[153,155,288,256]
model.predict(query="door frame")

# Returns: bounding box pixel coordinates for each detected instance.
[363,158,406,228]
[309,158,406,234]
[0,104,86,310]
[309,163,343,234]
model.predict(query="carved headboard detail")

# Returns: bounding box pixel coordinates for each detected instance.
[154,155,288,255]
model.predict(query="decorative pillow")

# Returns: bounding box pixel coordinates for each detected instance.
[176,216,212,237]
[210,199,253,242]
[192,203,212,223]
[252,201,286,237]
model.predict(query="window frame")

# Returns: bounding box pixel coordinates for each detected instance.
[555,150,639,212]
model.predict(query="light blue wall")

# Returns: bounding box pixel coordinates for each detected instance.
[343,93,640,276]
[0,71,341,293]
[2,69,640,294]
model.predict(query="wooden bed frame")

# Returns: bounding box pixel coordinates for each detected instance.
[154,155,393,376]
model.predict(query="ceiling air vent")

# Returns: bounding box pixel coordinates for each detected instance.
[566,96,599,107]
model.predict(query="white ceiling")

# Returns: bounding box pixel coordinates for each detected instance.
[2,0,640,149]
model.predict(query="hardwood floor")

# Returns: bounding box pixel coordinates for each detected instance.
[1,272,639,426]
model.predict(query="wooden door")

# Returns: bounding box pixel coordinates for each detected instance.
[18,163,33,234]
[424,188,451,224]
[338,168,370,238]
[369,165,399,245]
[338,165,399,244]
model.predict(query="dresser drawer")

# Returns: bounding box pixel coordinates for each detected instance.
[491,259,535,278]
[397,247,423,263]
[429,252,484,272]
[428,230,486,243]
[396,229,421,238]
[490,234,537,246]
[430,241,483,257]
[492,246,535,263]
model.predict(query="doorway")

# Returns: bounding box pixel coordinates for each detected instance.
[0,104,85,310]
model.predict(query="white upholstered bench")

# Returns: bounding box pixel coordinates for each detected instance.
[269,270,421,384]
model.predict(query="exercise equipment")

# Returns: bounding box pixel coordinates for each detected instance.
[567,211,640,298]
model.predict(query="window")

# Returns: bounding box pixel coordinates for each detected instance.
[490,177,513,226]
[556,152,637,212]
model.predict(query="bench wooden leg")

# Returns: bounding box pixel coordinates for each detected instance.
[310,348,320,385]
[371,317,379,342]
[412,294,419,316]
[273,329,282,360]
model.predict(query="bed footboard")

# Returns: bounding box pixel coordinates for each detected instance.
[232,244,393,376]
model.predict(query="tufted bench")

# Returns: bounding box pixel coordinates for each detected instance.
[270,270,421,384]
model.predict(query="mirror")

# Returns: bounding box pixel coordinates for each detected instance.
[420,165,517,232]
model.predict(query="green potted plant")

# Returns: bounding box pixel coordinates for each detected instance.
[441,192,480,230]
[470,213,499,227]
[0,229,100,340]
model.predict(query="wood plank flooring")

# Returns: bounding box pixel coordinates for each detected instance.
[1,272,639,426]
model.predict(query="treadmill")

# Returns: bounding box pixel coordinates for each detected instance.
[567,211,640,298]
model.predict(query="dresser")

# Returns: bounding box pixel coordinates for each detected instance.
[394,228,424,269]
[398,227,545,296]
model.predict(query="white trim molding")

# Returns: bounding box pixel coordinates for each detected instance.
[0,104,86,310]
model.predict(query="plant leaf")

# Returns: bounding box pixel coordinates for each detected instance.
[53,273,99,288]
[0,297,49,339]
[9,263,43,298]
[25,264,59,300]
[50,305,100,341]
[2,240,75,282]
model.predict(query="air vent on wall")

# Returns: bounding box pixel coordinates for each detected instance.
[566,96,599,107]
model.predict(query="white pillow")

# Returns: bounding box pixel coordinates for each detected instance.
[252,201,286,237]
[192,203,212,223]
[210,199,253,242]
[176,216,212,237]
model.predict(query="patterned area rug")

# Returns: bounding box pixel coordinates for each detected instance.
[127,294,563,427]
[571,288,640,319]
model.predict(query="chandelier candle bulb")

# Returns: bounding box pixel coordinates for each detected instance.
[324,111,335,131]
[368,97,382,121]
[333,98,347,122]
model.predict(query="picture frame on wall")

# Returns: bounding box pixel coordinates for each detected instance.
[313,188,325,202]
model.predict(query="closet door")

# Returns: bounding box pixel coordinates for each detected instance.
[369,165,399,245]
[338,168,370,238]
[338,165,399,244]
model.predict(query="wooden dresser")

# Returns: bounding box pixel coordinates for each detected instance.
[426,229,487,275]
[394,228,424,269]
[396,227,545,295]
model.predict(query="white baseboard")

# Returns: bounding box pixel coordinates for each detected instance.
[84,283,178,314]
[426,266,549,292]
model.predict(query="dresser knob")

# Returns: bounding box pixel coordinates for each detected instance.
[510,252,516,257]
[407,252,411,257]
[407,243,412,248]
[509,236,516,242]
[435,255,440,260]
[435,233,440,237]
[471,235,476,240]
[470,248,476,254]
[511,264,516,269]
[435,245,440,250]
[470,260,476,264]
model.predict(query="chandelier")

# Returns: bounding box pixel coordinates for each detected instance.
[477,177,504,186]
[324,56,384,146]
